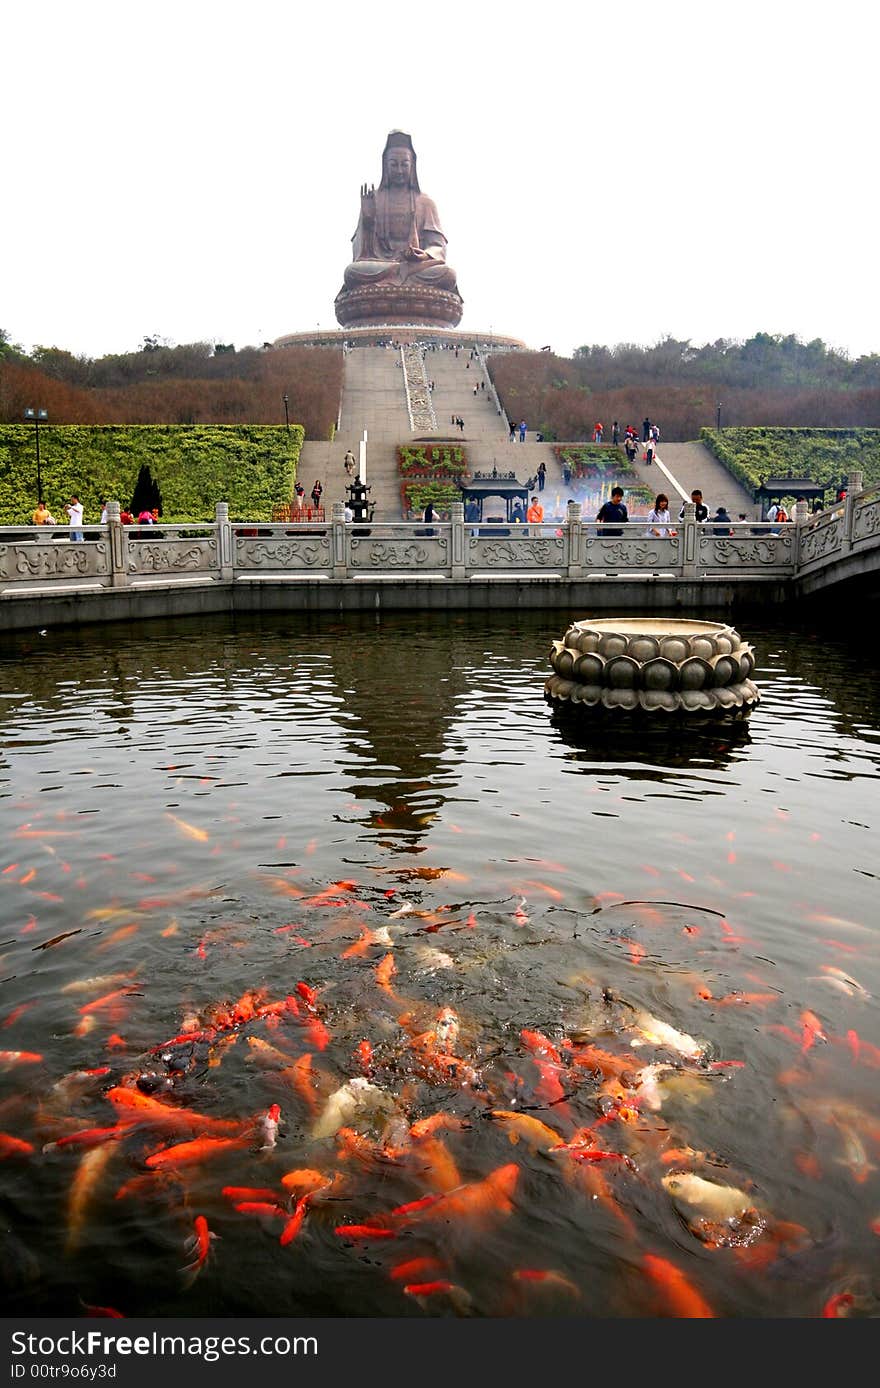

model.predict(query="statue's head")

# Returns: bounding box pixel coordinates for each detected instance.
[379,131,420,192]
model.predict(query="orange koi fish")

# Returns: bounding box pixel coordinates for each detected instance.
[403,1280,472,1313]
[81,1303,124,1318]
[288,1054,319,1114]
[145,1135,250,1171]
[165,814,210,843]
[2,1004,34,1029]
[375,954,397,991]
[642,1253,715,1318]
[800,1010,827,1054]
[409,1113,470,1140]
[43,1123,134,1155]
[390,1257,447,1283]
[234,1201,287,1218]
[412,1136,461,1192]
[96,924,139,952]
[354,1040,373,1073]
[78,988,139,1016]
[488,1111,564,1152]
[180,1215,217,1285]
[621,937,646,966]
[513,1269,581,1299]
[68,1146,115,1252]
[105,1087,242,1135]
[279,1194,317,1246]
[0,1134,34,1158]
[393,1163,519,1227]
[280,1169,333,1196]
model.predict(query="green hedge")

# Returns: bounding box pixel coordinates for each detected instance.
[553,444,637,481]
[401,480,463,516]
[0,424,304,524]
[397,444,467,476]
[700,428,880,497]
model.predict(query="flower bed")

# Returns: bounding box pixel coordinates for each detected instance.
[397,444,468,478]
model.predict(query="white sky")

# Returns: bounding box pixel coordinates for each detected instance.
[5,0,878,362]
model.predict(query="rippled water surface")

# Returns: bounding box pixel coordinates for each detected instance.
[1,611,878,1318]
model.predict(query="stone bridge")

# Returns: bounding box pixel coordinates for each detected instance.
[1,483,878,631]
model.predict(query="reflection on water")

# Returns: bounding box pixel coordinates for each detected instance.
[0,611,878,1318]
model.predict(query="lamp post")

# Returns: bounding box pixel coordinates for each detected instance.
[716,402,723,432]
[24,408,48,503]
[282,394,290,435]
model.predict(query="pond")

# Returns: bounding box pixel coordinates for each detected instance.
[0,610,878,1318]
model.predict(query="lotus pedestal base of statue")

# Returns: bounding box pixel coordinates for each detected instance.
[545,618,760,717]
[334,282,464,331]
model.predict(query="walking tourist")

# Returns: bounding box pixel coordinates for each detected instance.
[593,422,604,443]
[508,420,516,442]
[311,480,323,510]
[596,486,628,536]
[645,437,655,465]
[642,417,652,443]
[611,421,620,445]
[712,506,733,535]
[536,461,546,492]
[344,449,356,477]
[294,481,306,507]
[519,420,527,442]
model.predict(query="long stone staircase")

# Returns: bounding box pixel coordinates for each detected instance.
[295,347,758,523]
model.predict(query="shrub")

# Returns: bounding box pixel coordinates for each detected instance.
[401,479,464,516]
[700,427,880,497]
[0,424,304,524]
[553,444,637,482]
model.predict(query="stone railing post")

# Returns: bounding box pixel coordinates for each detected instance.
[215,502,233,581]
[450,502,465,579]
[566,501,583,577]
[793,498,809,524]
[331,501,348,577]
[680,502,698,578]
[106,500,129,588]
[843,470,863,554]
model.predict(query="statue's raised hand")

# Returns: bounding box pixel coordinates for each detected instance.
[359,184,376,225]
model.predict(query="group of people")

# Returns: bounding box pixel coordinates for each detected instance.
[508,420,528,442]
[30,496,160,538]
[597,486,735,536]
[294,479,324,511]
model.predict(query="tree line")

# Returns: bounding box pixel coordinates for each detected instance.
[0,334,343,440]
[489,333,880,441]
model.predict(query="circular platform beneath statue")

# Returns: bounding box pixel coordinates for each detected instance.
[334,282,464,330]
[545,618,760,716]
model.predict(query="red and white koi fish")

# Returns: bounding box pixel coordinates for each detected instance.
[0,1050,43,1066]
[256,1104,281,1150]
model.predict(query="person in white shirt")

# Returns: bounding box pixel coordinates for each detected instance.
[343,504,354,523]
[645,493,673,537]
[65,495,84,541]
